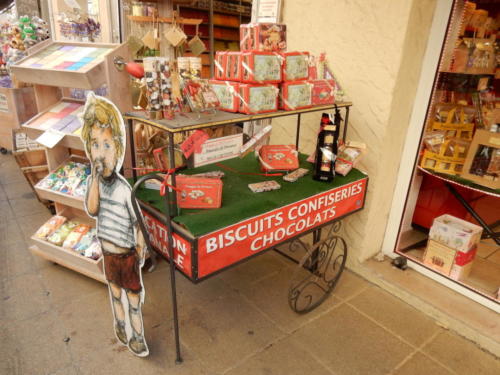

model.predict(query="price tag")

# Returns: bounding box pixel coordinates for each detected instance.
[180,130,209,158]
[36,129,64,148]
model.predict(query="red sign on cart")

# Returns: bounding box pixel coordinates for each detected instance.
[142,211,193,277]
[197,177,367,278]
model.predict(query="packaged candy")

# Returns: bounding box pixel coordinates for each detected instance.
[35,216,67,239]
[47,221,79,246]
[248,180,281,193]
[63,224,90,249]
[183,79,220,112]
[144,57,162,119]
[84,239,102,260]
[259,145,299,172]
[73,228,97,253]
[335,141,366,176]
[422,131,446,153]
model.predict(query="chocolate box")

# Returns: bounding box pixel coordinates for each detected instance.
[259,145,299,172]
[214,51,228,80]
[209,80,240,112]
[280,81,312,111]
[241,52,282,84]
[282,52,309,81]
[176,175,223,209]
[240,23,287,53]
[238,83,279,114]
[311,79,335,105]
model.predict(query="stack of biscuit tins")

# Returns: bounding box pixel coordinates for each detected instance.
[210,21,335,114]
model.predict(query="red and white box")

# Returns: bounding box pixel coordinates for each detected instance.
[214,51,228,80]
[225,51,243,81]
[209,80,240,112]
[176,175,223,209]
[429,214,482,252]
[282,51,309,81]
[449,246,477,280]
[280,81,312,111]
[241,51,282,84]
[311,79,335,105]
[259,145,299,172]
[238,83,279,114]
[240,23,287,52]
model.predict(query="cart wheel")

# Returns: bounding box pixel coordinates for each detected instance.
[288,235,347,314]
[0,148,7,155]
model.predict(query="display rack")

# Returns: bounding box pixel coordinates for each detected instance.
[125,102,367,363]
[11,40,132,284]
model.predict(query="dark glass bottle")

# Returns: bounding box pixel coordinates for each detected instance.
[313,111,341,182]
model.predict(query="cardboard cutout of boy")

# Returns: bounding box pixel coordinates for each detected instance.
[81,92,149,357]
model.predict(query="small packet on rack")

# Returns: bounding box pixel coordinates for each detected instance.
[422,131,446,153]
[47,221,79,246]
[335,141,366,176]
[248,180,281,193]
[283,168,309,182]
[63,224,90,249]
[183,79,220,113]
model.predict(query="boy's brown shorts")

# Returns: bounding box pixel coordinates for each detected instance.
[103,250,142,293]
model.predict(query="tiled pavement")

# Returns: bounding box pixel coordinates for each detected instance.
[1,154,499,375]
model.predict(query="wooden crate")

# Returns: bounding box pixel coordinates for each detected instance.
[0,86,37,150]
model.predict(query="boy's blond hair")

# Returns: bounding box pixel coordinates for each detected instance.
[81,93,124,161]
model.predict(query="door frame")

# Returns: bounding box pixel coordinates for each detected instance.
[381,0,499,312]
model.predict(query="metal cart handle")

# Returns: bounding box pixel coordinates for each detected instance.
[131,174,183,364]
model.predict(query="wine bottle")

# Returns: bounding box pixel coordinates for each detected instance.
[313,111,341,181]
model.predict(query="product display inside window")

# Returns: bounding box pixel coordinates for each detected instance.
[395,0,499,303]
[2,0,500,368]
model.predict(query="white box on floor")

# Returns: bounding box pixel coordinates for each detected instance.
[429,214,482,252]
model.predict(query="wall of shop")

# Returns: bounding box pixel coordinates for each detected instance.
[271,0,437,266]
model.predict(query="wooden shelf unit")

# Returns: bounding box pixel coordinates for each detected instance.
[11,39,133,283]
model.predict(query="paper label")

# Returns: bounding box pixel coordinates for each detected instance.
[254,55,281,81]
[285,83,311,108]
[181,130,209,158]
[211,84,237,111]
[285,55,309,80]
[0,94,8,112]
[36,129,65,148]
[248,86,277,112]
[194,134,243,167]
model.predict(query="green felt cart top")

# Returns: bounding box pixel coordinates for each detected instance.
[133,154,367,237]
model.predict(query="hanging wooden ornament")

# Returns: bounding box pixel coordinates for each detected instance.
[164,12,187,47]
[127,35,144,56]
[187,24,206,56]
[142,15,160,50]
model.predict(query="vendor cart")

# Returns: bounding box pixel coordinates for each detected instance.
[125,103,368,363]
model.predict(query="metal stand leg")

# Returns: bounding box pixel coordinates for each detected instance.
[128,119,137,183]
[445,182,500,245]
[131,175,183,364]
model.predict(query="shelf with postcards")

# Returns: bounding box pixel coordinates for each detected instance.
[10,39,133,284]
